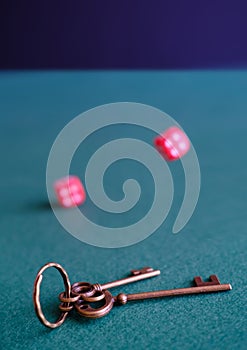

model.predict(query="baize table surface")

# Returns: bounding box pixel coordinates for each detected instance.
[0,70,246,350]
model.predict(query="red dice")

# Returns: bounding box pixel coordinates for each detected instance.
[54,176,86,208]
[154,126,190,161]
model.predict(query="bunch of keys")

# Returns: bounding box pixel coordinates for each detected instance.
[33,262,232,328]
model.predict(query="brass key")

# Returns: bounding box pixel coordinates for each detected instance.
[62,266,161,303]
[75,275,232,319]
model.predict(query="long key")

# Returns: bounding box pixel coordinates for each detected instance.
[115,275,231,304]
[74,275,232,319]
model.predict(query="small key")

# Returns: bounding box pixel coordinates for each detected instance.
[74,275,232,319]
[59,266,160,304]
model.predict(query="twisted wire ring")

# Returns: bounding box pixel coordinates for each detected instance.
[33,262,71,328]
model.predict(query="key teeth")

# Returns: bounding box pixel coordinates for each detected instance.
[131,267,154,276]
[209,275,220,284]
[194,276,201,286]
[194,275,221,287]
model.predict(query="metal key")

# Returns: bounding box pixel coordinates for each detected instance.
[74,275,232,319]
[60,266,161,303]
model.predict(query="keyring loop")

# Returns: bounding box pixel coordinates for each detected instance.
[33,262,71,328]
[59,291,80,303]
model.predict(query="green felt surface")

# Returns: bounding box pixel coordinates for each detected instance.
[0,71,246,350]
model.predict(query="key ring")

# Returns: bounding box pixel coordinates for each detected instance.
[33,262,71,328]
[33,262,160,327]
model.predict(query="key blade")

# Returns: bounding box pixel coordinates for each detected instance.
[125,283,232,302]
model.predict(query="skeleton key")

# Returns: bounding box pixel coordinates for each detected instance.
[74,275,232,319]
[59,266,161,303]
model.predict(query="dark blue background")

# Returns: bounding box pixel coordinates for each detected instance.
[1,0,247,69]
